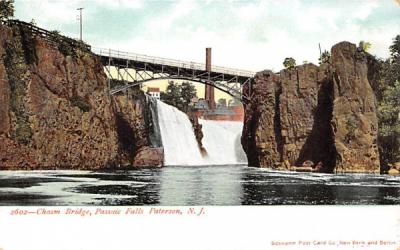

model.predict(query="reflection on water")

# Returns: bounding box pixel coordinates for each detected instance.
[159,166,243,205]
[0,165,399,205]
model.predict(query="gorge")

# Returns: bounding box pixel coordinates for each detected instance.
[0,20,397,175]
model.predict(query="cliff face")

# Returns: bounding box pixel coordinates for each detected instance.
[0,23,160,169]
[0,24,120,169]
[330,43,380,172]
[242,42,380,173]
[113,92,163,168]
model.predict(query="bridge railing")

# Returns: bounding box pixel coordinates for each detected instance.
[2,19,91,51]
[92,47,255,78]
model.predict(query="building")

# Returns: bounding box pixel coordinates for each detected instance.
[189,97,244,121]
[147,87,160,100]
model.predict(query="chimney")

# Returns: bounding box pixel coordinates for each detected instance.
[204,47,215,110]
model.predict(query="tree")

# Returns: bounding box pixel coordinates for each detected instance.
[376,34,400,171]
[378,81,400,168]
[283,57,296,69]
[160,81,182,109]
[359,40,372,52]
[217,98,227,107]
[160,81,197,112]
[180,82,197,112]
[0,0,14,20]
[389,35,400,57]
[319,50,331,64]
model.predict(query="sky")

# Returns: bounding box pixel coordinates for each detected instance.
[13,0,400,72]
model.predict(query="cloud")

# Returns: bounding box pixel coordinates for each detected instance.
[14,0,143,26]
[90,0,143,9]
[14,0,400,72]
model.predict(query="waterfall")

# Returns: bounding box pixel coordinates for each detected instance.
[146,96,162,147]
[199,119,248,165]
[155,99,247,166]
[156,100,204,166]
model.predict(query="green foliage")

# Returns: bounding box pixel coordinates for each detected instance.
[70,95,91,112]
[50,30,90,57]
[15,121,32,145]
[389,35,400,57]
[359,41,372,52]
[50,30,75,57]
[160,81,197,112]
[283,57,296,69]
[379,81,400,134]
[50,30,60,36]
[378,81,400,167]
[344,116,357,143]
[160,81,182,109]
[0,0,14,20]
[19,25,37,64]
[319,50,331,64]
[180,81,197,111]
[377,34,400,169]
[4,33,32,144]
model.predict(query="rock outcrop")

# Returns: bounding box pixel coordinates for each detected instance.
[0,23,119,169]
[0,22,162,169]
[242,42,380,173]
[112,91,163,167]
[188,113,207,156]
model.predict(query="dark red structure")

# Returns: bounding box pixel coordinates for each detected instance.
[204,47,215,110]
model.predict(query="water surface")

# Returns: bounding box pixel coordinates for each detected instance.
[0,165,399,205]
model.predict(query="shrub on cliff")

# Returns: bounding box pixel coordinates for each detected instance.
[389,35,400,57]
[15,121,32,145]
[319,50,331,64]
[359,41,372,52]
[0,0,14,20]
[283,57,296,69]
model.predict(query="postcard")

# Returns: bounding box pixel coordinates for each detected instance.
[0,0,399,249]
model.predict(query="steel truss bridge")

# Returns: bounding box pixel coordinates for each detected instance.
[92,48,255,102]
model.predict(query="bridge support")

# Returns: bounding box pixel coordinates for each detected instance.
[205,47,215,110]
[94,47,254,102]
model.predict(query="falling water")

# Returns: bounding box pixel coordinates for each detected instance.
[146,96,162,147]
[199,119,248,165]
[156,100,247,166]
[156,100,204,165]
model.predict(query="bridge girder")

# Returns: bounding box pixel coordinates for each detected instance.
[98,54,254,102]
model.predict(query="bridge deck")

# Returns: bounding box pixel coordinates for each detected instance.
[92,48,255,79]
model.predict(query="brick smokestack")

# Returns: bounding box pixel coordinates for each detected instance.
[205,47,215,110]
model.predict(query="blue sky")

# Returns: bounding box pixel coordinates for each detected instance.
[14,0,400,71]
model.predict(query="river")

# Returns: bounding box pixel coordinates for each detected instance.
[0,166,399,205]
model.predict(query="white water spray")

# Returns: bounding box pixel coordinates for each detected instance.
[156,100,247,166]
[199,119,247,165]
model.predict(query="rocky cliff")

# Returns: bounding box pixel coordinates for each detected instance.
[113,91,163,167]
[0,22,159,169]
[242,42,380,173]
